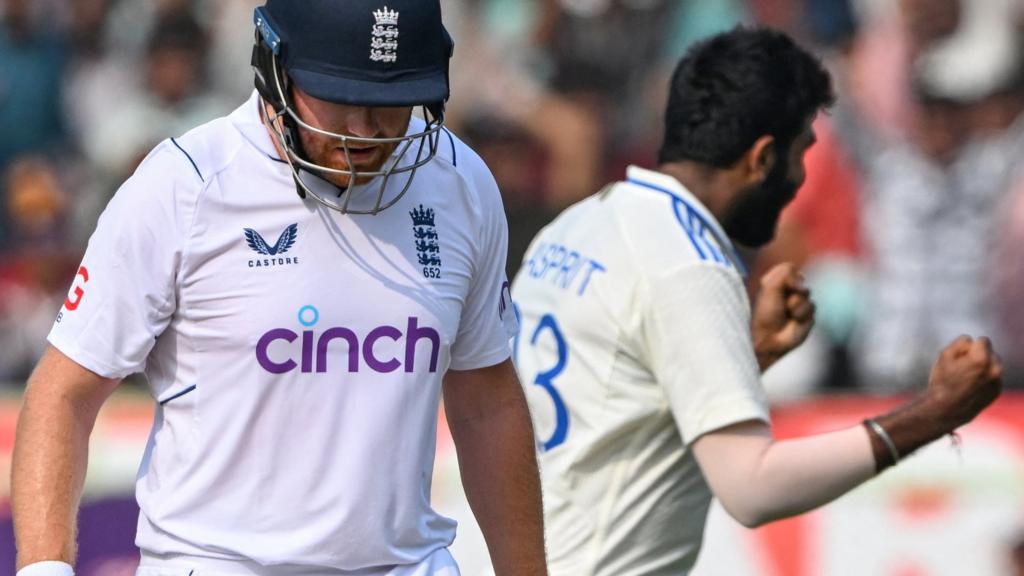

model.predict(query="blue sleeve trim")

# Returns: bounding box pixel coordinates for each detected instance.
[670,199,707,260]
[171,137,205,182]
[158,384,197,405]
[695,217,725,264]
[628,177,749,276]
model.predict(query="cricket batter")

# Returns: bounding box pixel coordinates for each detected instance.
[12,1,546,575]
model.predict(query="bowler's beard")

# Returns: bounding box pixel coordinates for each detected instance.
[721,160,799,248]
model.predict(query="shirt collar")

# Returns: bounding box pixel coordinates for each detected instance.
[230,90,287,163]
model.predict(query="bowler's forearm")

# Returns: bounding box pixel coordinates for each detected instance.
[740,426,876,524]
[694,423,875,528]
[448,393,547,576]
[13,381,102,569]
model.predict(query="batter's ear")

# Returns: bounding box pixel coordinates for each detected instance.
[744,135,777,185]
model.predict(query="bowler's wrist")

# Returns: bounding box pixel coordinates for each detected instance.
[16,561,74,576]
[752,337,783,371]
[870,394,956,469]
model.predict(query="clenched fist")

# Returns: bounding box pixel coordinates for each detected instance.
[751,262,815,371]
[868,335,1004,472]
[925,336,1003,428]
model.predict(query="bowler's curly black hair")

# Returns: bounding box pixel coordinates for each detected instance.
[658,27,834,168]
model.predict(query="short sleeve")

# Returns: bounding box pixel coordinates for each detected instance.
[642,263,770,444]
[47,143,197,379]
[448,159,517,371]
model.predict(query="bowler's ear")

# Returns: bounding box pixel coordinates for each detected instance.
[744,135,776,184]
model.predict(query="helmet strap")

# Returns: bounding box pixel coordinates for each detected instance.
[253,32,321,200]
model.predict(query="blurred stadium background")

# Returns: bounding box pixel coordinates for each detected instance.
[0,0,1022,574]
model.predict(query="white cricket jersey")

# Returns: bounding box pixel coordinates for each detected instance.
[511,166,770,576]
[48,91,516,575]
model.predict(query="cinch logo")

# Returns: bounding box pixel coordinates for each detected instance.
[256,305,441,374]
[245,223,300,268]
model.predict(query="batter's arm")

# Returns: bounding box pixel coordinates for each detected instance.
[12,346,121,571]
[443,359,547,576]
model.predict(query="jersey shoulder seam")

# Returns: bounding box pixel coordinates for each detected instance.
[170,137,204,182]
[173,116,248,185]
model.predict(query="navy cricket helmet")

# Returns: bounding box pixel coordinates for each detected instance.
[252,0,455,214]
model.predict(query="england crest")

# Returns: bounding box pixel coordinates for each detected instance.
[370,6,399,63]
[410,204,441,278]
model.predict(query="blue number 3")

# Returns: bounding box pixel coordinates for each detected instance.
[530,314,570,452]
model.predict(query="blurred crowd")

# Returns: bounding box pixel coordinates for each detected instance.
[0,0,1022,397]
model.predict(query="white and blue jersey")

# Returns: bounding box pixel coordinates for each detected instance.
[48,91,517,575]
[511,166,769,576]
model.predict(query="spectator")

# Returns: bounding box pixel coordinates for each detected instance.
[0,0,67,247]
[840,0,961,141]
[819,0,1023,393]
[76,9,229,181]
[0,0,67,169]
[0,157,77,383]
[4,157,67,249]
[529,0,679,204]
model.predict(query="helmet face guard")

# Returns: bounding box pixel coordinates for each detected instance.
[251,3,452,215]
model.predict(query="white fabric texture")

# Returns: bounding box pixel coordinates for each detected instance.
[48,92,516,573]
[511,166,769,576]
[15,561,75,576]
[136,546,461,576]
